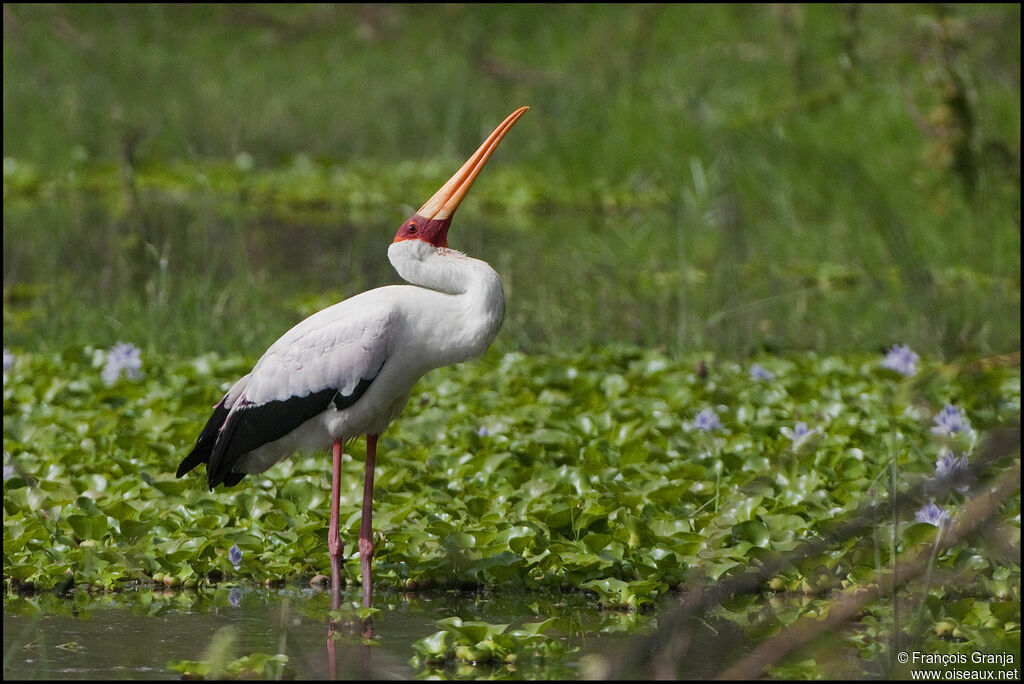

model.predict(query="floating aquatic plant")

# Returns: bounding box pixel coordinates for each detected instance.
[2,346,1018,679]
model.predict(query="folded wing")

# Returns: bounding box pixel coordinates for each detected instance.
[177,303,398,488]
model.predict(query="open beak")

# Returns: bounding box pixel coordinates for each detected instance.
[417,106,529,221]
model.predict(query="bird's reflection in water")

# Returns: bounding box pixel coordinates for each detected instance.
[326,586,375,680]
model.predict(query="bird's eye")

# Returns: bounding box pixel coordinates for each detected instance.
[407,223,417,233]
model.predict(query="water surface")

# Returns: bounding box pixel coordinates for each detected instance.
[5,583,698,679]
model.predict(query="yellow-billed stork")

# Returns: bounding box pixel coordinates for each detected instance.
[176,107,529,605]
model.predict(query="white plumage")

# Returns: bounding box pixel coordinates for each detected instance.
[176,107,527,605]
[204,242,504,477]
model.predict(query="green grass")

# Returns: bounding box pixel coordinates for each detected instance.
[3,4,1020,359]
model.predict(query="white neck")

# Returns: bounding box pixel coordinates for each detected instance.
[387,239,505,361]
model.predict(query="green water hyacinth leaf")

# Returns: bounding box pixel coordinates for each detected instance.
[707,561,742,581]
[411,629,449,660]
[119,519,153,544]
[511,617,557,636]
[437,617,510,643]
[731,520,771,548]
[443,531,477,550]
[581,577,660,610]
[67,514,109,540]
[141,474,190,496]
[411,614,576,672]
[168,652,289,680]
[903,521,941,547]
[277,478,322,510]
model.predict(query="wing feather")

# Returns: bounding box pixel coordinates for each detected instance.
[183,299,400,489]
[176,373,250,478]
[244,301,396,404]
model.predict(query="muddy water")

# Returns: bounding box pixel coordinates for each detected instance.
[3,583,671,679]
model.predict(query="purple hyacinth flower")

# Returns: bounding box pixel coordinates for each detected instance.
[881,344,919,376]
[692,408,722,432]
[935,450,969,478]
[750,363,775,381]
[914,500,951,527]
[931,405,972,436]
[229,543,243,570]
[781,421,812,443]
[934,449,971,493]
[102,342,143,385]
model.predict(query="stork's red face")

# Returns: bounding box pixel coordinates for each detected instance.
[393,106,529,249]
[393,215,452,248]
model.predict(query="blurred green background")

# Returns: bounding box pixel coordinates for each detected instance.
[3,4,1020,359]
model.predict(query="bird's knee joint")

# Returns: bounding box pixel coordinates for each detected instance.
[358,537,374,558]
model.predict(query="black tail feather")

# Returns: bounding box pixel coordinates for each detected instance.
[179,372,379,489]
[176,400,230,481]
[205,388,338,488]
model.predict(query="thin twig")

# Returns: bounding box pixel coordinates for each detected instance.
[715,462,1020,680]
[601,424,1019,679]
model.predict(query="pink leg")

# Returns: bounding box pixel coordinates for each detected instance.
[328,438,344,596]
[359,434,378,608]
[326,620,337,679]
